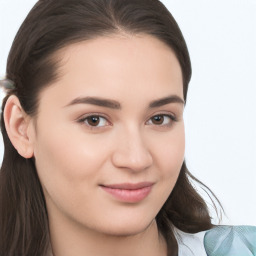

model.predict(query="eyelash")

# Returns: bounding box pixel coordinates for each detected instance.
[77,113,177,130]
[147,114,177,127]
[77,114,110,130]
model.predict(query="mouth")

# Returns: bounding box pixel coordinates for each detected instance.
[99,182,154,203]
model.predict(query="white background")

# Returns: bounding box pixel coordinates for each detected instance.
[0,0,255,225]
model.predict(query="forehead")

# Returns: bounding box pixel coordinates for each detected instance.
[40,34,183,108]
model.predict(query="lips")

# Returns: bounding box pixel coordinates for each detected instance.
[100,182,154,203]
[102,182,154,190]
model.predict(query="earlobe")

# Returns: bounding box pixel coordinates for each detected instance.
[4,95,34,158]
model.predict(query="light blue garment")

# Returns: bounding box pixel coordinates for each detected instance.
[175,226,256,256]
[204,226,256,256]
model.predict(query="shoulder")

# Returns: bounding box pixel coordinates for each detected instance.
[174,225,256,256]
[204,225,256,256]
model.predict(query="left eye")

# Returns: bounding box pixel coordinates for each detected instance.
[147,114,175,126]
[79,115,109,127]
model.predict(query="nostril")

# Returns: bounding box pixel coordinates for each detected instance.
[110,129,153,171]
[111,148,153,172]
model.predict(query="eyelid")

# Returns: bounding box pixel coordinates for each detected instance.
[146,113,177,126]
[76,113,112,129]
[76,112,110,121]
[146,110,177,121]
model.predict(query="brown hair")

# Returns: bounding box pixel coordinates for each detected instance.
[0,1,221,255]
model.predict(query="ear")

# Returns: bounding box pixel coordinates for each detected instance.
[4,95,35,158]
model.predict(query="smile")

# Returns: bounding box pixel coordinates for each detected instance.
[100,182,154,203]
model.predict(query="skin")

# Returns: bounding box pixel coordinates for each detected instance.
[5,34,185,256]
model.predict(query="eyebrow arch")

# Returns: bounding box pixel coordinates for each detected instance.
[65,97,121,109]
[149,95,184,108]
[64,95,184,109]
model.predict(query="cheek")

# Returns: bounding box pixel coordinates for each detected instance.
[33,127,112,226]
[154,124,185,193]
[158,124,185,173]
[32,121,109,201]
[163,136,185,176]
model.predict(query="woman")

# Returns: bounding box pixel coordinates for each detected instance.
[0,0,255,255]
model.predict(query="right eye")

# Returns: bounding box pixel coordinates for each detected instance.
[77,115,110,129]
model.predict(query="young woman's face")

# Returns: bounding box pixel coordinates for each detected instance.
[31,35,185,236]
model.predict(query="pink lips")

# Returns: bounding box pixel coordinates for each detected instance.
[100,182,154,203]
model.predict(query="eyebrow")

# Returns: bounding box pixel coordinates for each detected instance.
[149,95,184,108]
[65,96,121,109]
[64,95,184,109]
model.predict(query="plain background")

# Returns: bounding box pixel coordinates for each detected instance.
[0,0,255,225]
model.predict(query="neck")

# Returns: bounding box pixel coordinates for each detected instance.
[48,211,167,256]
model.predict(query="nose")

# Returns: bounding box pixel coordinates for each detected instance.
[111,127,153,172]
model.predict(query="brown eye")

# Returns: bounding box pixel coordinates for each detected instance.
[147,114,176,127]
[78,115,109,128]
[152,115,164,125]
[87,116,100,126]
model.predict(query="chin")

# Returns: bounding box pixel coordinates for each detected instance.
[99,218,156,237]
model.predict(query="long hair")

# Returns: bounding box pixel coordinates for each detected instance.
[0,1,220,255]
